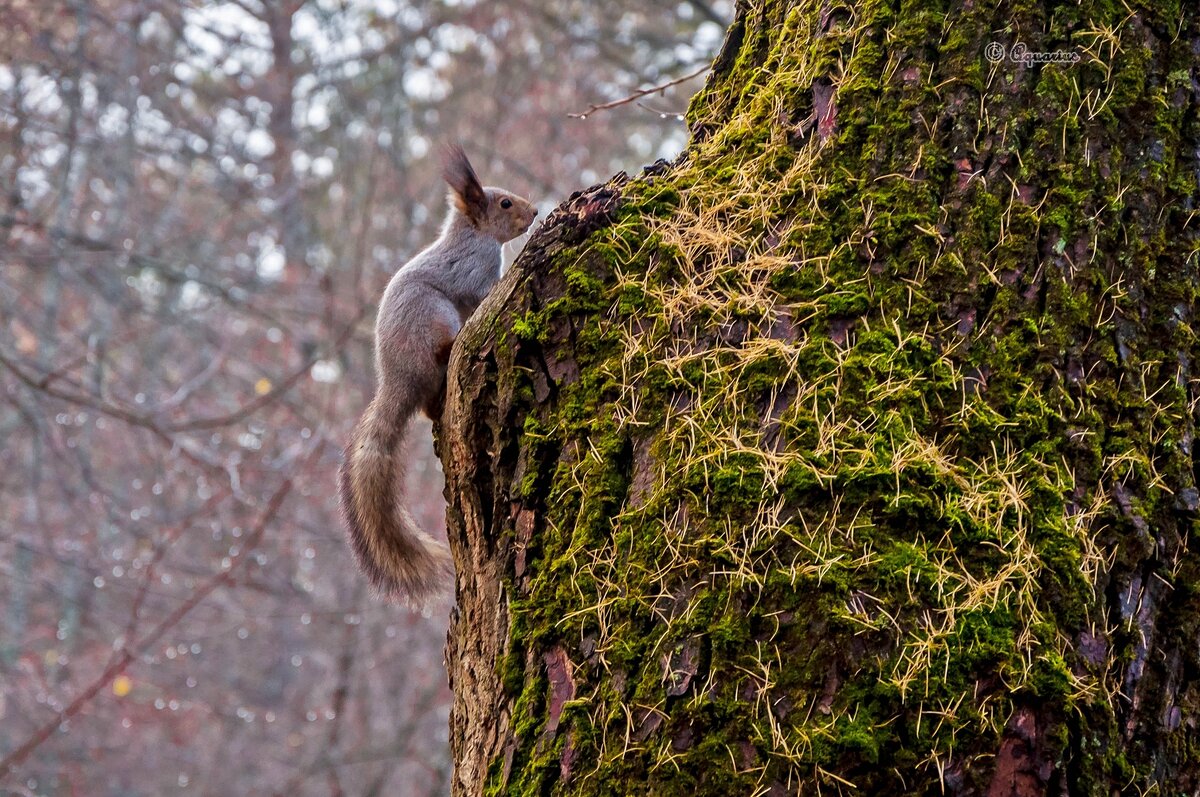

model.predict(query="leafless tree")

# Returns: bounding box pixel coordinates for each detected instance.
[0,1,731,794]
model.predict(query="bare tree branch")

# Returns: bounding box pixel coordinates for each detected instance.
[568,65,710,119]
[0,475,295,781]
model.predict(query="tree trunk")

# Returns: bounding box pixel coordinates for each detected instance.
[441,1,1200,794]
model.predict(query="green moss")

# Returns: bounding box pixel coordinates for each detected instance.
[471,0,1200,793]
[511,309,548,343]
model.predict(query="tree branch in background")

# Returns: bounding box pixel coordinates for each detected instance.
[0,475,297,781]
[568,65,710,119]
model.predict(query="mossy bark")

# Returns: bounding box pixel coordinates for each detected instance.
[442,1,1200,794]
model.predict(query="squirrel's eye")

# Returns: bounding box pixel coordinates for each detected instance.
[500,198,513,209]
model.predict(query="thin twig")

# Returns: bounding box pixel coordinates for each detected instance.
[568,65,709,119]
[0,306,367,435]
[635,100,686,120]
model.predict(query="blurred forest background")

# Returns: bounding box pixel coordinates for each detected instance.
[0,1,731,794]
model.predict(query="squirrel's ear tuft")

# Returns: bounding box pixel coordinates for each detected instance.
[441,143,487,223]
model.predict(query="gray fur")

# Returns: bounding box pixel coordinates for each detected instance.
[340,149,537,603]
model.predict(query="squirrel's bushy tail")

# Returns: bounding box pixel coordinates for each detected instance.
[338,384,452,603]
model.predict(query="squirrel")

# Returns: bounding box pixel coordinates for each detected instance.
[339,144,538,603]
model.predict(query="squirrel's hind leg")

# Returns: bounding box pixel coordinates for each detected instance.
[421,321,457,420]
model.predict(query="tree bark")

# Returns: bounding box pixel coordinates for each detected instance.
[442,1,1200,794]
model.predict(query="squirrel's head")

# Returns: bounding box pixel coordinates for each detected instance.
[442,144,538,244]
